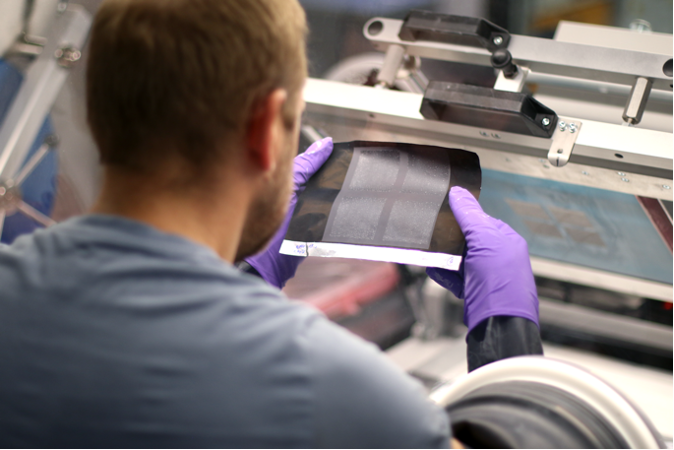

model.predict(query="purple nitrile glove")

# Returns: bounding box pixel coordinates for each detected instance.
[426,186,539,332]
[245,137,333,289]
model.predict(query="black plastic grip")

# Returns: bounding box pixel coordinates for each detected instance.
[420,81,557,138]
[399,10,510,52]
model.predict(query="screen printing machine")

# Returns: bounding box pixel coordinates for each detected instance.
[294,10,674,449]
[0,3,672,448]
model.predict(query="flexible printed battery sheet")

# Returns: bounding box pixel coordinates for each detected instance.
[281,141,481,269]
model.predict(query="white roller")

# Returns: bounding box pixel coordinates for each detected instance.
[430,356,662,449]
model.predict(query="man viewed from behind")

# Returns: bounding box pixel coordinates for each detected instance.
[87,0,307,259]
[0,0,541,447]
[0,0,452,447]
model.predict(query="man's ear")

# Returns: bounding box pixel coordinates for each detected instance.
[246,89,288,172]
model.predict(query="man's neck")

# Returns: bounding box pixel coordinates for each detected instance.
[90,166,250,263]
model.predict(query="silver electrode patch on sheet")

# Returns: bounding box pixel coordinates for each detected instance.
[322,146,451,249]
[282,141,481,269]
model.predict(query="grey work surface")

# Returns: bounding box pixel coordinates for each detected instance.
[0,215,449,448]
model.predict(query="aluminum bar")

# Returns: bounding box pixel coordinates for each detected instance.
[539,299,672,352]
[303,79,673,200]
[530,257,672,302]
[364,18,673,91]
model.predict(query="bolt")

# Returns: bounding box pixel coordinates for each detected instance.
[568,123,577,133]
[664,185,671,190]
[558,121,566,131]
[55,47,81,68]
[493,35,503,46]
[617,172,626,176]
[479,131,488,137]
[622,178,629,182]
[541,118,550,126]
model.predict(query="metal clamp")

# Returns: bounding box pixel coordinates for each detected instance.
[547,119,582,167]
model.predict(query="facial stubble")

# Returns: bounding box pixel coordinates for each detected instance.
[235,140,295,262]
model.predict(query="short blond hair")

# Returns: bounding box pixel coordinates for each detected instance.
[86,0,307,174]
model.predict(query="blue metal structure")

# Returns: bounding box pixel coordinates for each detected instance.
[0,59,57,243]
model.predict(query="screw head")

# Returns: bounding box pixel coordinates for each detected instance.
[568,123,577,133]
[617,172,626,176]
[55,47,81,68]
[621,178,630,182]
[479,131,488,137]
[581,171,589,175]
[558,121,566,131]
[556,148,563,154]
[664,185,671,190]
[493,35,504,46]
[541,118,550,126]
[491,133,501,139]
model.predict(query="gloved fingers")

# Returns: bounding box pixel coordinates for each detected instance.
[492,218,518,236]
[292,137,333,188]
[492,218,528,246]
[426,266,464,299]
[449,186,494,238]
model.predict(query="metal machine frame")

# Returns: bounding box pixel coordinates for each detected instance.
[0,5,91,236]
[301,13,673,303]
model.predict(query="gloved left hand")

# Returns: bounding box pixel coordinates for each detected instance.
[245,137,333,288]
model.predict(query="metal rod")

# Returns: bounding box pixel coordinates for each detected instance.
[376,44,406,88]
[13,142,49,186]
[17,201,56,227]
[623,76,654,125]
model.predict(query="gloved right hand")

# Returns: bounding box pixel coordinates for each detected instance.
[426,186,539,332]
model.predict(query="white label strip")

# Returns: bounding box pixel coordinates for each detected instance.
[280,240,461,270]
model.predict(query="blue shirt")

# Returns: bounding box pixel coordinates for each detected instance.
[0,215,449,448]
